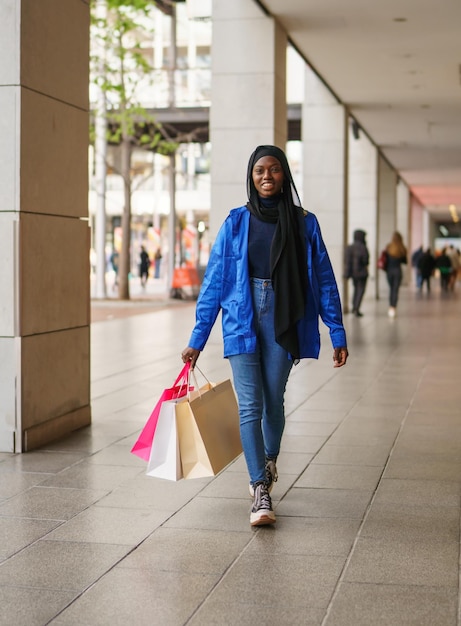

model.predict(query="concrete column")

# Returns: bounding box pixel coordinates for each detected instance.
[210,0,287,237]
[302,67,347,299]
[396,178,411,284]
[0,0,91,451]
[348,128,378,301]
[377,155,398,296]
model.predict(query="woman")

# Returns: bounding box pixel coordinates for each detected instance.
[181,145,348,527]
[385,231,407,317]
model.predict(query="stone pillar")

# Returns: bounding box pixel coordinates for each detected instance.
[210,0,287,237]
[302,66,347,300]
[0,0,91,451]
[377,155,398,296]
[348,128,378,301]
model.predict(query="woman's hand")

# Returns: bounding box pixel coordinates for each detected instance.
[333,347,348,368]
[181,347,201,369]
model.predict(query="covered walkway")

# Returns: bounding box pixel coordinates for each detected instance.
[1,284,461,625]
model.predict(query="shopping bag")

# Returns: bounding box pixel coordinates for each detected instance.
[146,399,182,481]
[131,362,191,461]
[176,379,242,479]
[377,249,388,271]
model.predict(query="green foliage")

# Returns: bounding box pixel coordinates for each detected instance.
[90,0,177,155]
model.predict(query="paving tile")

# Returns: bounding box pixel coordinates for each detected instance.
[373,478,461,507]
[325,582,457,626]
[45,506,170,545]
[0,450,87,474]
[162,495,252,533]
[119,527,250,574]
[360,501,460,543]
[284,420,338,437]
[189,597,326,626]
[0,587,77,626]
[245,516,360,556]
[0,517,62,561]
[344,536,458,587]
[279,487,372,519]
[384,455,461,482]
[281,434,328,454]
[313,444,392,466]
[50,565,218,626]
[205,552,345,609]
[0,486,109,520]
[94,472,209,510]
[286,409,346,424]
[296,464,383,490]
[38,461,143,490]
[0,471,52,499]
[0,540,130,590]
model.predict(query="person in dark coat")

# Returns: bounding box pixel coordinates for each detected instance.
[435,247,452,292]
[417,248,436,293]
[139,246,150,288]
[344,229,369,317]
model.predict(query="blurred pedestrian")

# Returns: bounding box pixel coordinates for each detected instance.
[154,248,162,279]
[139,246,150,288]
[435,247,452,292]
[385,231,407,317]
[110,249,119,291]
[411,245,424,289]
[446,245,460,291]
[417,248,435,294]
[344,229,369,317]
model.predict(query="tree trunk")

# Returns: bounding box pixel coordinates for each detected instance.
[118,137,132,300]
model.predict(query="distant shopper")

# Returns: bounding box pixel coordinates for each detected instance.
[417,248,436,294]
[139,246,150,288]
[110,249,119,290]
[411,245,424,289]
[446,245,460,291]
[435,247,452,292]
[385,231,407,317]
[344,229,369,317]
[154,248,163,279]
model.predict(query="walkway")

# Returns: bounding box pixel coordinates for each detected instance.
[1,284,461,625]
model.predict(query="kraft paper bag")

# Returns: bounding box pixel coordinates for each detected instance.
[176,379,242,479]
[146,399,183,481]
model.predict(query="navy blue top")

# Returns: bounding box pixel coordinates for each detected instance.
[248,215,276,278]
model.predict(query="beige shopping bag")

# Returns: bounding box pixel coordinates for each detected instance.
[176,379,242,479]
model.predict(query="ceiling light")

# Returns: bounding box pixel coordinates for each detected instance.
[393,17,407,22]
[449,204,459,223]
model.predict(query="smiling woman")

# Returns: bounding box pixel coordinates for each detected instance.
[180,144,348,528]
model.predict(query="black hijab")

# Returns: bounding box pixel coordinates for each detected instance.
[246,145,307,360]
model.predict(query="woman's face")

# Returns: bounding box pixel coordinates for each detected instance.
[252,156,284,198]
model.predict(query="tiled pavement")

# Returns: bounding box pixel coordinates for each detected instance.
[1,283,461,625]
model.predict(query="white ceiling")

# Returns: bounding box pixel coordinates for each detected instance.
[260,0,461,222]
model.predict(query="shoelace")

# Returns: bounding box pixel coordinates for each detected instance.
[253,483,272,511]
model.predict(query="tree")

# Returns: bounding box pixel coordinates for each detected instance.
[90,0,176,300]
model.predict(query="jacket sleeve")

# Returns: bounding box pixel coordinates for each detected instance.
[187,220,227,351]
[309,215,347,348]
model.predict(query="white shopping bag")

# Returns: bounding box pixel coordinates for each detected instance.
[146,399,182,481]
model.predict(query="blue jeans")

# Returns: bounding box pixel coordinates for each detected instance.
[229,278,293,484]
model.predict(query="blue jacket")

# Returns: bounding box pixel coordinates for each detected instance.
[188,206,347,359]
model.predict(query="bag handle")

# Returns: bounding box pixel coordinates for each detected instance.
[187,365,215,400]
[173,361,191,386]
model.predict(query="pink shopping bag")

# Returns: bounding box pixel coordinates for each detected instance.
[131,362,191,461]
